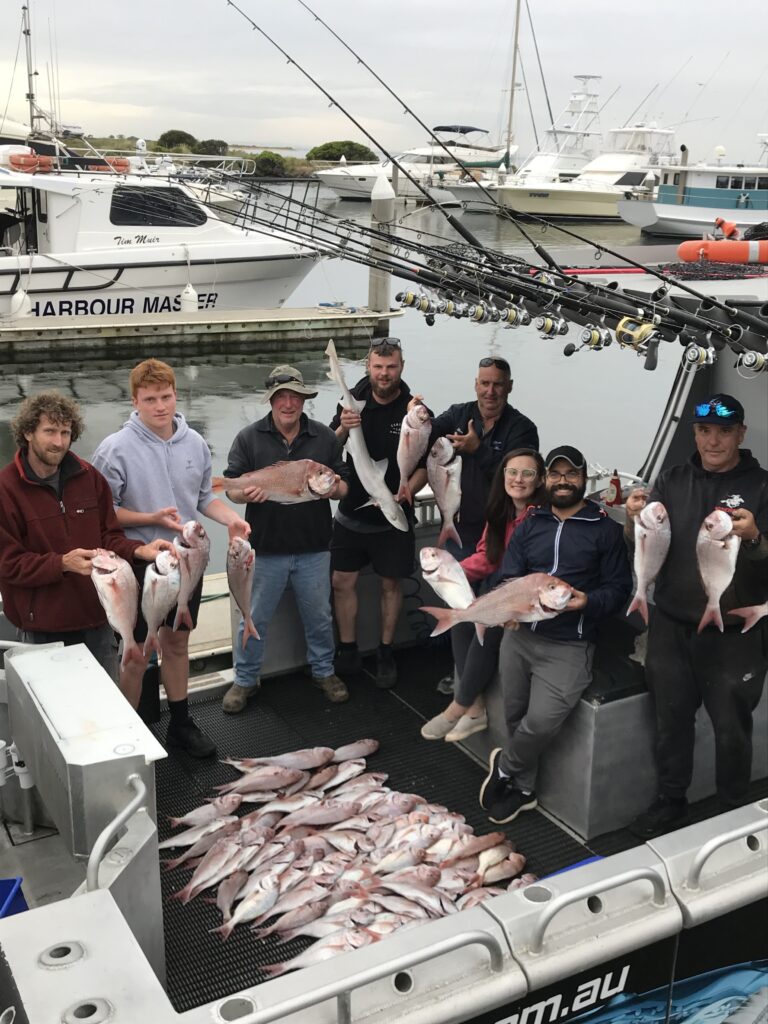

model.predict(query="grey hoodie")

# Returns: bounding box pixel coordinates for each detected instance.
[92,411,214,543]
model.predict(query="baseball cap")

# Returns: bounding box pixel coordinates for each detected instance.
[692,394,745,425]
[262,365,318,403]
[545,446,586,471]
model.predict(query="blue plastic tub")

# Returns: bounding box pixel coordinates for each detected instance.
[0,877,28,918]
[543,855,603,879]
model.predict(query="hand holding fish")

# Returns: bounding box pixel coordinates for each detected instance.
[338,407,362,433]
[624,488,648,519]
[729,507,760,542]
[62,547,97,575]
[447,419,480,455]
[565,588,588,611]
[135,538,176,563]
[151,506,184,532]
[407,394,425,412]
[226,517,251,541]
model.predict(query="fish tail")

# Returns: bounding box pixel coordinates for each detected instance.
[211,476,226,493]
[730,605,766,633]
[173,606,194,632]
[260,963,290,978]
[171,884,194,903]
[437,522,461,549]
[420,606,459,637]
[697,604,724,634]
[161,856,183,871]
[121,642,144,669]
[626,592,649,625]
[143,632,162,660]
[475,623,486,646]
[242,617,260,649]
[210,921,235,942]
[396,479,413,504]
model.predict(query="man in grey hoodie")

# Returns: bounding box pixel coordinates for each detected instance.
[92,359,249,757]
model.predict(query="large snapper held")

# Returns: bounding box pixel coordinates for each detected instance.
[696,509,741,633]
[226,536,260,649]
[419,547,475,610]
[427,437,462,549]
[627,501,671,625]
[396,404,432,503]
[212,460,337,504]
[172,521,210,631]
[90,549,140,667]
[141,548,181,657]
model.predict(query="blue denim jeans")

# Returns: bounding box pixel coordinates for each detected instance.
[234,550,335,687]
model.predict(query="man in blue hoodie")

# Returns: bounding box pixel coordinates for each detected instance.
[479,445,632,824]
[92,359,250,758]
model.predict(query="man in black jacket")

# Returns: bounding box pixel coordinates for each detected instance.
[219,365,350,712]
[330,339,427,688]
[625,394,768,838]
[479,445,632,824]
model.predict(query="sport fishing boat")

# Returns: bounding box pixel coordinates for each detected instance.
[0,145,318,320]
[0,342,765,1023]
[314,126,512,201]
[618,135,768,238]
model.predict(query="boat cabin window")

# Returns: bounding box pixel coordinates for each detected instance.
[743,176,757,190]
[730,176,744,190]
[663,173,669,185]
[615,171,647,186]
[758,176,768,190]
[715,175,729,189]
[673,173,680,185]
[109,186,207,227]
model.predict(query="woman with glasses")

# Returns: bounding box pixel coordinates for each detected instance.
[421,448,546,743]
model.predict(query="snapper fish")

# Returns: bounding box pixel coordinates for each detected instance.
[420,547,475,610]
[427,437,462,549]
[730,600,768,633]
[226,536,259,649]
[696,509,740,633]
[173,521,210,631]
[141,548,181,657]
[396,404,432,504]
[90,549,140,667]
[212,460,337,504]
[627,501,671,625]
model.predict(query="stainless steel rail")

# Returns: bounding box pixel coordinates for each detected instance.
[528,867,668,955]
[85,773,147,891]
[687,818,768,892]
[226,928,505,1024]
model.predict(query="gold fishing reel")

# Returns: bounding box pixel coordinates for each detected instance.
[615,317,658,350]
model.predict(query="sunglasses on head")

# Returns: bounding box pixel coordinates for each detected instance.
[479,357,511,374]
[369,338,402,350]
[265,372,302,389]
[694,400,737,419]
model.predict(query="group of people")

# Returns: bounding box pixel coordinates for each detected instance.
[0,340,765,842]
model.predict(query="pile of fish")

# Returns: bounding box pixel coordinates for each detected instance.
[628,502,766,633]
[160,739,534,976]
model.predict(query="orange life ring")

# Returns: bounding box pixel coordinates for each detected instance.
[105,157,131,173]
[678,239,768,264]
[34,155,54,173]
[9,153,39,172]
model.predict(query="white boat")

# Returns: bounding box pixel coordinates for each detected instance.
[618,136,768,237]
[314,126,512,201]
[0,146,317,320]
[446,75,604,213]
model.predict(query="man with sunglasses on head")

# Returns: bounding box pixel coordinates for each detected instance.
[428,356,538,558]
[330,338,427,688]
[219,365,350,711]
[624,394,768,839]
[479,445,632,825]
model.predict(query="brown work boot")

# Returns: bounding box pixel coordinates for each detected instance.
[312,674,349,703]
[222,680,260,714]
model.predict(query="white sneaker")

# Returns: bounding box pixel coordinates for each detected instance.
[445,711,488,743]
[420,713,458,740]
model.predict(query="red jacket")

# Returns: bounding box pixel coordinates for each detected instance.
[0,450,142,633]
[460,509,529,583]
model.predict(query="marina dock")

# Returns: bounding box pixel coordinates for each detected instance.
[0,304,400,361]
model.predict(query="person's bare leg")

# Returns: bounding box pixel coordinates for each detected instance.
[157,627,190,701]
[332,570,359,643]
[380,576,402,644]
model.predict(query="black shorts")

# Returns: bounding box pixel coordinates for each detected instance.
[131,562,204,644]
[330,520,415,579]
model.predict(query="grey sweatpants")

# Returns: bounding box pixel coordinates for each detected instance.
[499,626,594,792]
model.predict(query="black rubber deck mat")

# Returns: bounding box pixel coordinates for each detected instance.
[153,651,590,1013]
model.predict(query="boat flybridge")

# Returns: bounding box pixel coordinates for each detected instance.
[0,145,318,321]
[314,125,513,201]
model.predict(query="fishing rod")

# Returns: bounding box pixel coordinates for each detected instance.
[223,0,505,266]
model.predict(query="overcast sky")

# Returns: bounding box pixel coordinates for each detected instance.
[1,0,767,163]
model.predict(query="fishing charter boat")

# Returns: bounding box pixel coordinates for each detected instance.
[618,136,768,238]
[0,146,317,320]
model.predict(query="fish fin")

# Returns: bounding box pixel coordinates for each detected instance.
[241,617,260,649]
[697,605,724,634]
[121,642,144,669]
[729,605,766,633]
[211,476,226,493]
[143,632,162,660]
[626,592,649,625]
[420,606,458,637]
[475,623,486,646]
[396,480,413,504]
[209,921,235,942]
[173,606,194,632]
[437,522,461,549]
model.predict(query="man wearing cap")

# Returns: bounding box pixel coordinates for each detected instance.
[330,339,427,688]
[479,445,632,824]
[219,365,350,711]
[625,394,768,838]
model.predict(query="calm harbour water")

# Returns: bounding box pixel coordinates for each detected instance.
[0,193,679,570]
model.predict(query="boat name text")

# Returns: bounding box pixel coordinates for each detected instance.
[113,234,161,246]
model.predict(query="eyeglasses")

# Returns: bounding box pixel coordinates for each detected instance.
[546,469,583,482]
[369,338,402,350]
[265,372,302,389]
[479,357,511,374]
[505,468,537,480]
[694,400,737,419]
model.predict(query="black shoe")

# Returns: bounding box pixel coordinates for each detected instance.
[166,719,217,759]
[479,748,509,811]
[335,643,363,675]
[628,796,689,839]
[489,787,538,825]
[375,645,397,689]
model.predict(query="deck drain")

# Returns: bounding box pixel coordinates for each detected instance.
[39,942,85,968]
[218,996,256,1020]
[62,998,112,1023]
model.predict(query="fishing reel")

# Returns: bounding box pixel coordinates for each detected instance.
[683,342,717,369]
[737,350,768,375]
[535,314,569,338]
[468,302,502,324]
[501,304,532,328]
[563,322,613,358]
[615,317,658,350]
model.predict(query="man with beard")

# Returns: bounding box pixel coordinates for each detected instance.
[479,446,632,824]
[330,339,426,688]
[0,391,171,682]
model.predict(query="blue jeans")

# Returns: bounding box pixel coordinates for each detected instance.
[234,550,335,687]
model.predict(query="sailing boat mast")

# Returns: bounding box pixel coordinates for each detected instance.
[22,4,41,134]
[504,0,521,169]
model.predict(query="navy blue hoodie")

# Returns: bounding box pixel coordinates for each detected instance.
[500,500,632,642]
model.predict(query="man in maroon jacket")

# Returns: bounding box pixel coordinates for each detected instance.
[0,391,170,682]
